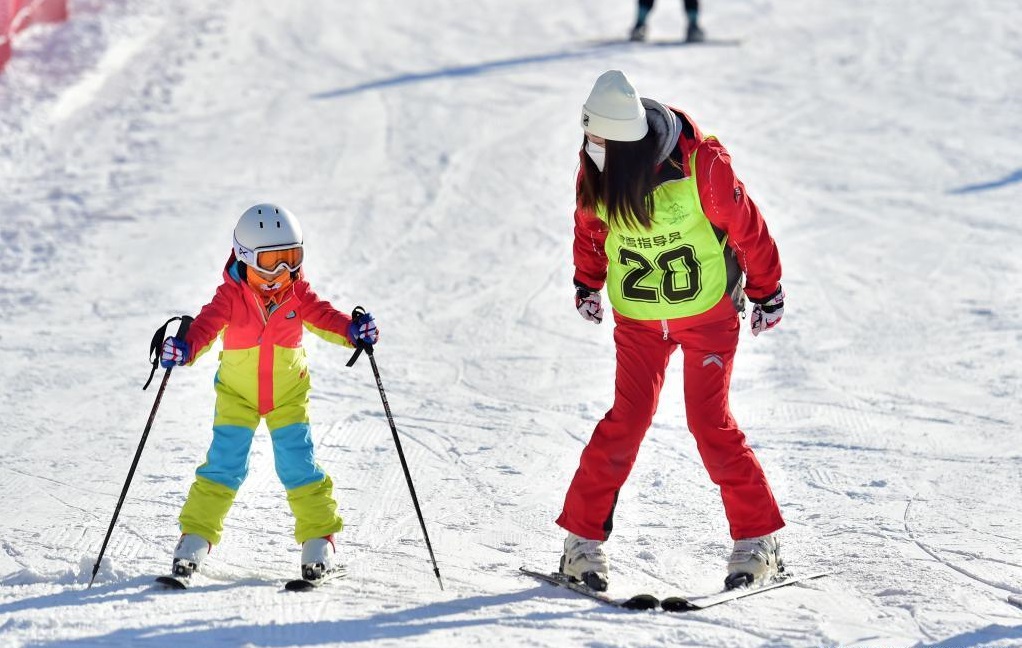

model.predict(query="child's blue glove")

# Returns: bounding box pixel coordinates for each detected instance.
[347,312,379,347]
[160,336,190,367]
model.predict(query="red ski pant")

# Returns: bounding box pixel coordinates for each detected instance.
[557,306,784,541]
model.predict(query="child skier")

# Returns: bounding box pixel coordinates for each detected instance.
[158,203,379,583]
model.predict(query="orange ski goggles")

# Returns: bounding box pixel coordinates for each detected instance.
[251,245,304,274]
[247,264,295,296]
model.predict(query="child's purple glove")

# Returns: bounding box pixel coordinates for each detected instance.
[160,336,190,367]
[348,312,379,347]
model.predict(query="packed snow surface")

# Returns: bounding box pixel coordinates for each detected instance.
[1,0,1020,646]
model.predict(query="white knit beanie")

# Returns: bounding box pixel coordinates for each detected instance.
[581,70,649,142]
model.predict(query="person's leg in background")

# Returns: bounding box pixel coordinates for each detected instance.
[631,0,656,41]
[684,0,705,42]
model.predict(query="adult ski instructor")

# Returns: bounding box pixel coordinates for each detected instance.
[556,70,787,592]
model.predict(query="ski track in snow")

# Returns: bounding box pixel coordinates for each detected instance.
[1,0,1021,646]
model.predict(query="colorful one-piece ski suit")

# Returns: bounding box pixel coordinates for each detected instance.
[557,102,786,542]
[176,255,354,545]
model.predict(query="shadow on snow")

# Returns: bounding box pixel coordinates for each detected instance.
[309,44,634,100]
[25,586,590,646]
[0,576,249,617]
[917,623,1022,648]
[948,169,1022,194]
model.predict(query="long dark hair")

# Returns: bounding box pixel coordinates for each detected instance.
[577,129,661,230]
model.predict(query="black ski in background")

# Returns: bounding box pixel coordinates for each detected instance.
[584,37,742,49]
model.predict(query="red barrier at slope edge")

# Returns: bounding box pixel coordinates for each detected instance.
[0,1,11,69]
[0,0,68,72]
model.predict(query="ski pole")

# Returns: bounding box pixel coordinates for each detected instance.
[88,315,193,589]
[347,307,444,590]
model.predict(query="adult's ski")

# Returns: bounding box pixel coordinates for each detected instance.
[521,566,829,612]
[519,567,660,610]
[660,571,830,612]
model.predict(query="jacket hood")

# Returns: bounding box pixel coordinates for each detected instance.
[642,98,681,164]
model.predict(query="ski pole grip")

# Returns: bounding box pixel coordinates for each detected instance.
[176,315,194,342]
[143,315,194,390]
[345,306,367,367]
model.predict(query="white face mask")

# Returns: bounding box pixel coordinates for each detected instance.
[585,140,606,172]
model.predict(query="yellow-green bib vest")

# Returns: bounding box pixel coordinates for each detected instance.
[598,145,730,320]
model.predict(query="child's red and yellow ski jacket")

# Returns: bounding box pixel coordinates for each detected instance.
[183,255,354,416]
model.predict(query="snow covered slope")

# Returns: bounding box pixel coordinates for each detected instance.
[1,0,1020,646]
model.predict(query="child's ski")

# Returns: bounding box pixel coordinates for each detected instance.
[519,567,660,610]
[284,566,347,592]
[154,566,349,592]
[154,575,190,590]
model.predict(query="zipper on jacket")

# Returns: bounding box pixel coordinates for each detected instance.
[248,290,269,327]
[248,289,294,328]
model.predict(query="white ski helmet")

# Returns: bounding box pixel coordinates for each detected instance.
[233,203,304,274]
